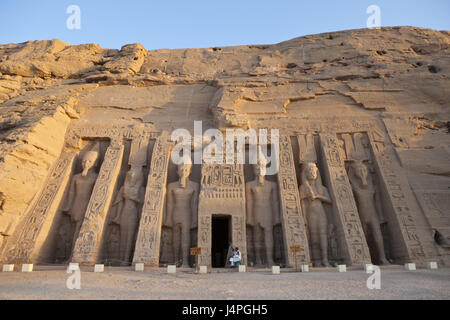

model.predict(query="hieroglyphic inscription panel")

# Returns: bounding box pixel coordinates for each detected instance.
[132,133,174,266]
[277,135,310,266]
[2,152,76,263]
[197,162,246,268]
[367,129,436,263]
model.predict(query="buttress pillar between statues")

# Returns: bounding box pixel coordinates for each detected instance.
[132,132,174,266]
[277,135,311,267]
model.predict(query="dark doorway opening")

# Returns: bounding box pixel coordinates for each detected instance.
[212,215,231,268]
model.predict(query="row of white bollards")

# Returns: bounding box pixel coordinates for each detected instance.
[2,261,440,273]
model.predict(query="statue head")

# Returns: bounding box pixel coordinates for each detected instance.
[303,162,319,181]
[81,151,98,176]
[177,157,192,188]
[253,146,268,185]
[126,166,143,185]
[252,162,267,185]
[349,161,369,188]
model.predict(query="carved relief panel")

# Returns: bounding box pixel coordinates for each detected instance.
[45,141,112,264]
[71,141,125,264]
[244,146,282,267]
[197,161,247,268]
[296,134,337,267]
[366,129,439,264]
[319,133,372,266]
[1,152,76,264]
[103,137,152,265]
[338,132,391,265]
[161,153,200,268]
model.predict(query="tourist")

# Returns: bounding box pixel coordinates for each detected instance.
[232,247,242,268]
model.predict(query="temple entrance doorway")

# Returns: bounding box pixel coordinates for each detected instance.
[211,215,231,268]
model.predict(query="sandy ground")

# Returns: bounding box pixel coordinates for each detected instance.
[0,265,449,300]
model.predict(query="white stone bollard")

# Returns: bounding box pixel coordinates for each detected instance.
[167,265,176,274]
[94,264,104,273]
[199,266,208,274]
[272,266,280,274]
[239,265,246,272]
[135,263,144,272]
[21,264,33,272]
[427,261,438,270]
[404,263,416,271]
[69,262,79,269]
[301,264,309,272]
[364,264,374,273]
[337,265,346,272]
[2,264,14,272]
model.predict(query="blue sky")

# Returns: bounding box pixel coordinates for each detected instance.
[0,0,449,50]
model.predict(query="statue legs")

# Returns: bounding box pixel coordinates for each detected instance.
[253,225,274,267]
[119,215,138,265]
[264,227,275,266]
[181,226,190,268]
[254,226,264,266]
[363,221,390,265]
[307,210,331,267]
[70,220,82,257]
[173,223,190,267]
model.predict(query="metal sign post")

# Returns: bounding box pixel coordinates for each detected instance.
[290,245,302,272]
[190,247,202,273]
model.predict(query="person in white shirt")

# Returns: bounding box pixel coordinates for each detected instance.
[230,247,242,268]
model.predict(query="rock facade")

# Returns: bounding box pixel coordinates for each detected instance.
[0,27,449,267]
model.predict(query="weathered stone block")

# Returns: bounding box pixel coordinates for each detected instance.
[199,266,207,274]
[21,264,33,272]
[427,262,438,269]
[2,264,14,272]
[405,263,416,271]
[364,264,374,273]
[135,263,144,272]
[239,265,246,272]
[301,264,309,272]
[337,265,346,272]
[167,265,176,274]
[272,266,280,274]
[94,264,104,273]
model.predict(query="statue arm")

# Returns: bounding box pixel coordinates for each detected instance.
[191,182,199,229]
[272,183,281,225]
[245,183,254,226]
[374,188,385,223]
[164,184,174,228]
[62,177,76,213]
[138,186,145,205]
[112,186,124,206]
[316,185,332,204]
[111,187,124,224]
[299,185,309,227]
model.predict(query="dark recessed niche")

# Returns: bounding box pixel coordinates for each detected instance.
[428,65,439,73]
[286,62,298,69]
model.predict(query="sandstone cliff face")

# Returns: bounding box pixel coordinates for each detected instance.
[0,27,449,260]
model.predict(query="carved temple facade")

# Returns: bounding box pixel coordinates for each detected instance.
[0,116,444,269]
